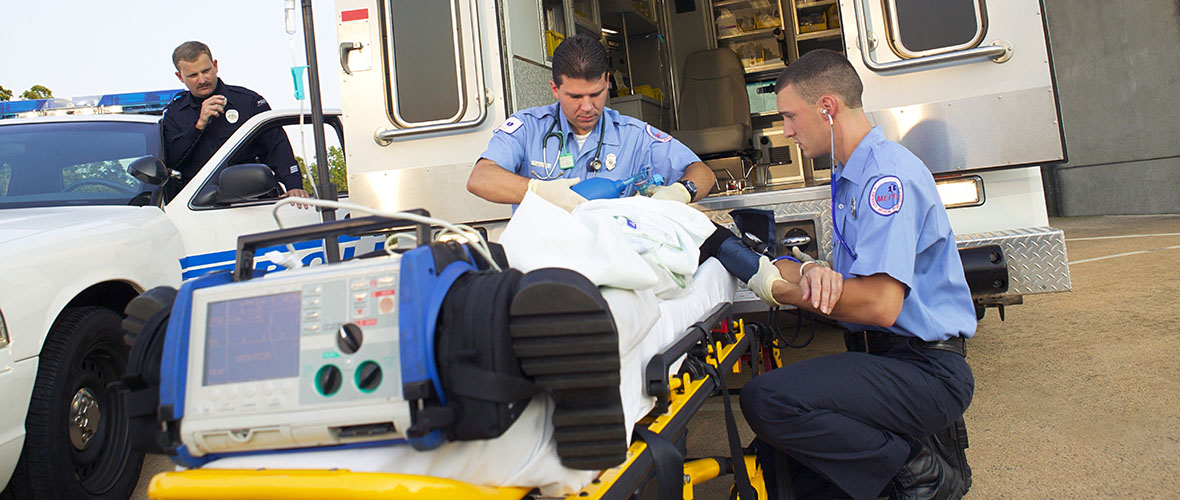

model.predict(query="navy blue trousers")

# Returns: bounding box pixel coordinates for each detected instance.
[740,340,974,500]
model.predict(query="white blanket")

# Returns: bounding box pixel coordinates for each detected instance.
[203,195,737,496]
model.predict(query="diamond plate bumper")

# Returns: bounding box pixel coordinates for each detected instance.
[699,186,1071,309]
[955,226,1072,297]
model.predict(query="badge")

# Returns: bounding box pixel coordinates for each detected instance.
[225,109,239,124]
[869,176,903,216]
[558,153,575,170]
[497,117,523,134]
[605,153,617,171]
[646,124,672,143]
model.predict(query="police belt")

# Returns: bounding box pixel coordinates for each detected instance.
[844,330,966,358]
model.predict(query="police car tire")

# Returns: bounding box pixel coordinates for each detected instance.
[509,268,627,471]
[0,456,29,499]
[21,307,142,500]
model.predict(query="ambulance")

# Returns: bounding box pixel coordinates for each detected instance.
[333,0,1071,317]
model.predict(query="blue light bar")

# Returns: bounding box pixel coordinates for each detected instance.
[97,89,184,113]
[0,99,50,118]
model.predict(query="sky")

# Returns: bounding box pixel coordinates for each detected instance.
[0,0,342,110]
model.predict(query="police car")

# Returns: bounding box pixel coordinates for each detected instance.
[0,93,369,499]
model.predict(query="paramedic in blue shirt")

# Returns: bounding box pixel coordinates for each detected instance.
[467,34,715,210]
[741,50,975,500]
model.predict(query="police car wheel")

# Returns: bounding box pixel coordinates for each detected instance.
[18,307,143,500]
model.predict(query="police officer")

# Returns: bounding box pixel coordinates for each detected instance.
[741,50,975,500]
[163,41,309,202]
[467,34,715,210]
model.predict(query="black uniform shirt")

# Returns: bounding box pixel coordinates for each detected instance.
[162,79,303,191]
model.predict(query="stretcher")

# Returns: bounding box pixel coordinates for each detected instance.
[145,303,764,500]
[128,198,775,499]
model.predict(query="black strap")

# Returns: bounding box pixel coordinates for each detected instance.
[444,364,541,403]
[753,439,797,500]
[123,386,160,418]
[702,362,758,500]
[634,427,685,500]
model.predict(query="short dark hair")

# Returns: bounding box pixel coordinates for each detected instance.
[774,49,863,108]
[551,34,609,85]
[172,41,213,69]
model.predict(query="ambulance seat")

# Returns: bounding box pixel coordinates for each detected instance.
[673,48,755,161]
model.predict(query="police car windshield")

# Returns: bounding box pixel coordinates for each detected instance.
[0,120,158,209]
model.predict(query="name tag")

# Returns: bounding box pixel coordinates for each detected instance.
[558,153,574,170]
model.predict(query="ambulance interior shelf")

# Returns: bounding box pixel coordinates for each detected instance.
[714,0,788,73]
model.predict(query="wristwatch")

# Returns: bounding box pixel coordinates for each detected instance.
[677,179,698,200]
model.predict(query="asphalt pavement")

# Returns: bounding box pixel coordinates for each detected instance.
[134,215,1180,499]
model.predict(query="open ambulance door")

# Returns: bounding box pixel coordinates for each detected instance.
[846,0,1065,175]
[335,0,514,227]
[844,0,1072,301]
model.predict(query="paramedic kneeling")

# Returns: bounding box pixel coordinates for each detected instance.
[466,34,715,211]
[740,49,975,500]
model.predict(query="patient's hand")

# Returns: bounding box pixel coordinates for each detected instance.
[799,264,843,315]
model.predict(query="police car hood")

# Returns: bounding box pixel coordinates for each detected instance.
[0,207,139,246]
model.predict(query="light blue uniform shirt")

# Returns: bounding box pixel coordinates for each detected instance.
[480,103,700,196]
[831,127,976,341]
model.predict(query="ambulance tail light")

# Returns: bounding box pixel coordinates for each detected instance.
[936,175,984,208]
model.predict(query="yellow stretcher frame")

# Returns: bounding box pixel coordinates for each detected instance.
[148,304,766,500]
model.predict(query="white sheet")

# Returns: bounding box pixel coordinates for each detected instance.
[203,195,737,496]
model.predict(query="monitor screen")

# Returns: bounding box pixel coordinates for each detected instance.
[203,291,301,386]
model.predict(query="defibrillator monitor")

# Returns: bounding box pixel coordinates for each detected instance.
[179,256,412,457]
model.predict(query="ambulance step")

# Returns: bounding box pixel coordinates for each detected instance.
[510,268,625,471]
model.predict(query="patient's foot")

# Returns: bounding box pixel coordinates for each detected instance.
[509,268,625,470]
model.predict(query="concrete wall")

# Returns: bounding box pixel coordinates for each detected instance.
[1041,0,1180,215]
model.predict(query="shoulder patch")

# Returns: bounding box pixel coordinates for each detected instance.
[646,124,672,143]
[256,98,267,107]
[869,175,903,216]
[497,116,524,134]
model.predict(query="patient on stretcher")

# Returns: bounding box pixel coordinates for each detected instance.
[202,193,748,496]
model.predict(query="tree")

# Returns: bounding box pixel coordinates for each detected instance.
[20,85,53,100]
[295,145,349,194]
[0,85,11,101]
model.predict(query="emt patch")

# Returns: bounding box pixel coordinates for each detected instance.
[869,176,903,216]
[498,117,523,134]
[646,124,672,143]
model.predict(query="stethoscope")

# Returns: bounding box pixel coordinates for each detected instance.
[825,109,859,263]
[536,113,606,179]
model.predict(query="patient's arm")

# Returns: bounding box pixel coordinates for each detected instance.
[770,271,904,328]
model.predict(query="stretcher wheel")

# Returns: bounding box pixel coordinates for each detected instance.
[509,268,626,470]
